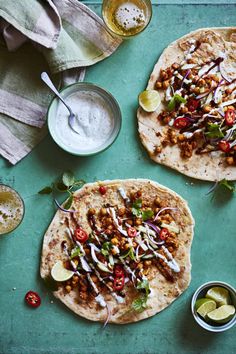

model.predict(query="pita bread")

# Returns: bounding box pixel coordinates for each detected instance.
[40,179,194,324]
[138,28,236,181]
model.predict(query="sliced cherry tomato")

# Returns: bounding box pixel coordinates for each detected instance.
[218,140,231,153]
[114,265,124,277]
[127,227,137,238]
[225,109,235,126]
[174,117,190,129]
[99,186,107,195]
[113,274,125,291]
[25,291,41,308]
[160,228,170,241]
[74,227,88,243]
[187,98,200,112]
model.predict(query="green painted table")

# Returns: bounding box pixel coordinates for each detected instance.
[1,1,236,353]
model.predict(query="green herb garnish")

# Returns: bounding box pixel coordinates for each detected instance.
[120,247,136,261]
[167,94,187,111]
[142,210,154,221]
[70,247,83,259]
[218,179,235,192]
[132,279,151,312]
[205,123,224,139]
[38,171,85,210]
[101,242,112,256]
[132,199,154,221]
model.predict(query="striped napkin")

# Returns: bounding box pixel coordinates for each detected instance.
[0,0,122,164]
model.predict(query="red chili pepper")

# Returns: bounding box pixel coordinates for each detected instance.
[25,291,41,308]
[174,117,190,129]
[160,228,170,241]
[114,265,124,277]
[99,186,107,195]
[187,98,200,112]
[127,227,137,238]
[113,274,125,291]
[74,227,88,243]
[218,140,231,153]
[225,109,235,126]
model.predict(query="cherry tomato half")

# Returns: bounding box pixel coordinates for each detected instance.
[174,117,190,129]
[113,274,125,291]
[99,186,107,195]
[74,227,88,243]
[225,109,235,126]
[127,227,137,238]
[25,291,41,308]
[187,98,200,112]
[114,265,124,277]
[160,228,170,241]
[218,140,231,153]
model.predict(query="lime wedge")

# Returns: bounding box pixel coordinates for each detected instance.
[51,261,74,282]
[207,305,235,324]
[206,287,231,306]
[195,298,217,318]
[139,90,161,112]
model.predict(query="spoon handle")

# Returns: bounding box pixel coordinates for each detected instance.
[41,72,72,114]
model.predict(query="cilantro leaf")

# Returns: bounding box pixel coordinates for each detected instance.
[62,171,75,188]
[168,94,187,111]
[142,210,154,221]
[132,199,142,217]
[137,279,150,297]
[132,296,147,312]
[70,247,83,259]
[38,186,53,195]
[101,242,112,256]
[120,247,136,261]
[205,123,224,139]
[219,179,235,192]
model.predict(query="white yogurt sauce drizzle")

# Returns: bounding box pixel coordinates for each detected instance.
[56,91,114,152]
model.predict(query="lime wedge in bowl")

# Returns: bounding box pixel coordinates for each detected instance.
[207,305,236,324]
[51,261,74,282]
[139,90,161,112]
[206,286,231,306]
[195,298,217,318]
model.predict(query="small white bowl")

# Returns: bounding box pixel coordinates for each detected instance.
[191,281,236,332]
[47,82,122,156]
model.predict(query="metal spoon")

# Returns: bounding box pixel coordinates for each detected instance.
[41,72,80,134]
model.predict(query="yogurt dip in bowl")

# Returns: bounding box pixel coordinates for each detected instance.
[47,83,122,156]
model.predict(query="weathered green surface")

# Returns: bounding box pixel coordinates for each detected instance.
[1,2,236,354]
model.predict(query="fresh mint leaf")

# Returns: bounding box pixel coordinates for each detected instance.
[64,195,73,210]
[38,186,53,195]
[62,171,75,188]
[205,123,224,139]
[142,210,154,221]
[219,179,235,192]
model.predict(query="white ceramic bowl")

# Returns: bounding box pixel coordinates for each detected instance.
[47,82,122,156]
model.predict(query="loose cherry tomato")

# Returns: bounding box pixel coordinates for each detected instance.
[174,117,190,129]
[113,274,125,291]
[114,265,124,277]
[25,291,41,308]
[74,227,88,243]
[99,186,107,195]
[218,140,231,153]
[187,98,200,112]
[127,227,137,238]
[160,228,170,241]
[225,109,235,126]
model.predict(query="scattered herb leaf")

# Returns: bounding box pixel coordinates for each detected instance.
[142,210,154,221]
[132,296,147,312]
[62,171,75,188]
[205,123,224,139]
[38,186,53,195]
[132,199,142,217]
[70,247,83,259]
[168,94,187,111]
[55,182,68,192]
[219,179,235,192]
[101,242,112,256]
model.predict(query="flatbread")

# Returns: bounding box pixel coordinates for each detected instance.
[138,27,236,181]
[40,179,194,324]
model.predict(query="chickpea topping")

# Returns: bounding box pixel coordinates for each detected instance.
[137,263,143,270]
[124,243,130,250]
[144,260,152,266]
[154,146,162,154]
[162,80,169,89]
[143,268,149,276]
[180,106,188,114]
[100,207,107,216]
[193,87,200,95]
[111,237,119,245]
[154,197,161,206]
[177,134,186,142]
[198,78,205,86]
[85,248,90,255]
[111,248,117,255]
[72,275,79,282]
[160,70,168,80]
[91,275,98,283]
[192,75,199,83]
[118,207,126,216]
[71,281,77,288]
[105,217,113,226]
[65,285,72,293]
[172,63,179,70]
[163,116,172,125]
[126,219,133,226]
[88,208,96,215]
[135,218,142,226]
[226,157,234,165]
[203,105,212,113]
[107,225,113,231]
[79,292,88,300]
[155,81,162,89]
[107,281,113,288]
